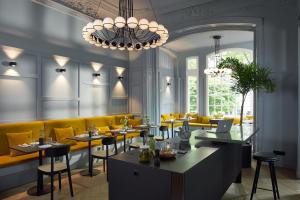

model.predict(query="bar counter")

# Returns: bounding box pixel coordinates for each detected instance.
[108,125,258,200]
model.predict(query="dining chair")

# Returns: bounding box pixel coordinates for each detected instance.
[91,137,118,181]
[37,144,73,200]
[129,130,147,150]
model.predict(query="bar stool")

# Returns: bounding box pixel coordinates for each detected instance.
[129,130,147,150]
[250,151,281,200]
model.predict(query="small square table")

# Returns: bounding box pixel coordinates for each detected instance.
[68,134,107,177]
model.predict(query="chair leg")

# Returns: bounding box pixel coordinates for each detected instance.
[271,163,280,199]
[50,174,54,200]
[58,172,62,190]
[103,159,106,172]
[250,160,261,200]
[106,159,109,182]
[67,167,74,197]
[90,156,94,177]
[269,162,278,200]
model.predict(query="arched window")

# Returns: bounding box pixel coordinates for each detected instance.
[206,48,253,117]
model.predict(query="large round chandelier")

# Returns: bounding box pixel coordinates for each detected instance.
[204,35,232,77]
[81,0,169,51]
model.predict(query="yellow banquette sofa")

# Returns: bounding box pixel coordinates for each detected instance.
[161,113,244,129]
[0,114,141,168]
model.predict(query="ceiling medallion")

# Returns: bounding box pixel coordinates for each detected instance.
[82,0,169,51]
[204,35,232,77]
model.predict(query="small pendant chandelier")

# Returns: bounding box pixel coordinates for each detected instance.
[82,0,169,51]
[204,35,232,76]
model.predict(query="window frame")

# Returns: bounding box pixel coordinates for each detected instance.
[186,56,199,113]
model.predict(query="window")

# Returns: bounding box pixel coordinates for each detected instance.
[206,48,253,117]
[186,57,198,113]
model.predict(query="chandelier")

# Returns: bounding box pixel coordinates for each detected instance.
[81,0,169,51]
[204,35,232,76]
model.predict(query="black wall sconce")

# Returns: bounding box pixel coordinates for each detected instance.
[93,72,101,77]
[118,75,124,81]
[56,68,66,73]
[167,82,171,86]
[8,61,17,67]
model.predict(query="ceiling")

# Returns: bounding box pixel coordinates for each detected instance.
[164,30,254,52]
[33,0,217,21]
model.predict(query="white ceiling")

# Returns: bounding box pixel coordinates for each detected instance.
[164,30,254,52]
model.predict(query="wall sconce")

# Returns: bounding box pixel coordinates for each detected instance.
[56,68,66,73]
[93,72,101,77]
[167,82,171,86]
[8,61,17,67]
[118,75,124,81]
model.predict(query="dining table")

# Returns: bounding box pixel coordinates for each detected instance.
[9,142,65,196]
[68,134,106,177]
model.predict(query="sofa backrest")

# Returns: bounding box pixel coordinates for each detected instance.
[85,116,114,128]
[0,121,44,155]
[44,118,86,140]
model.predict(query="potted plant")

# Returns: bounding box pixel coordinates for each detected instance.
[217,57,275,126]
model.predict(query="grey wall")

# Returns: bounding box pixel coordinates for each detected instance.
[177,41,254,115]
[158,48,178,114]
[0,0,129,122]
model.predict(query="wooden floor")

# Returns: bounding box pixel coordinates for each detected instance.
[1,163,299,200]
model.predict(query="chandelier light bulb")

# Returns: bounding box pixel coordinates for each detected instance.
[127,17,138,29]
[156,25,165,35]
[110,45,117,50]
[115,16,126,28]
[93,19,103,31]
[86,22,95,33]
[149,21,158,32]
[139,19,149,30]
[103,17,114,29]
[119,47,125,51]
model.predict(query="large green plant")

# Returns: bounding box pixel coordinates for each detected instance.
[218,57,275,125]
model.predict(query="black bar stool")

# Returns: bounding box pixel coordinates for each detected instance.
[250,151,281,200]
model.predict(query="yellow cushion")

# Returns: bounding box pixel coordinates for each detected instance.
[0,121,44,155]
[44,118,86,141]
[54,127,77,146]
[6,131,33,156]
[187,113,198,118]
[128,119,142,127]
[97,126,111,136]
[201,116,211,124]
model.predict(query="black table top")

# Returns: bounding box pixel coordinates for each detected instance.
[9,143,65,154]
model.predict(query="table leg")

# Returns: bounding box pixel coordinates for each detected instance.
[80,140,100,176]
[27,150,53,196]
[171,123,174,138]
[123,135,126,152]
